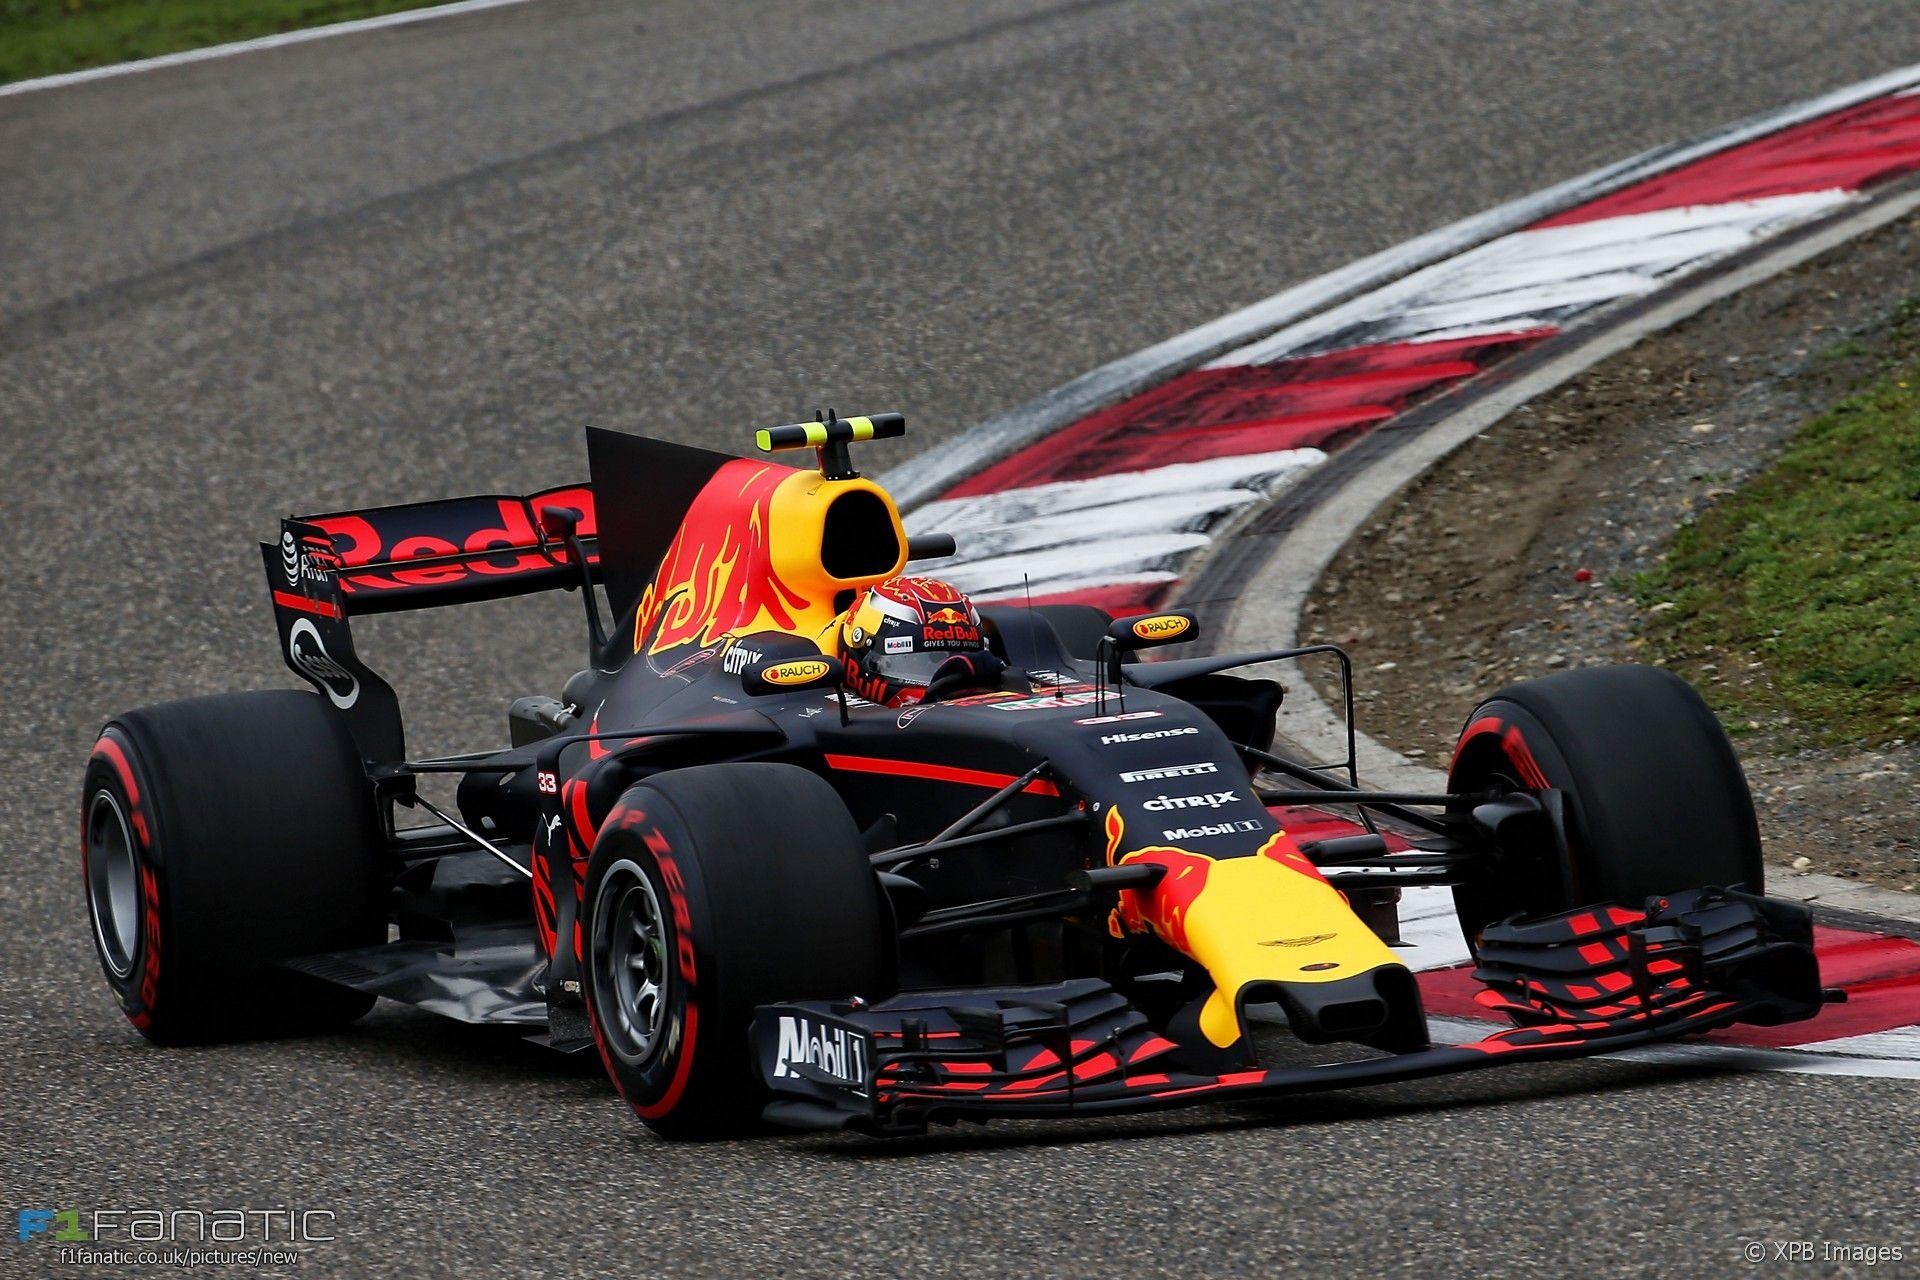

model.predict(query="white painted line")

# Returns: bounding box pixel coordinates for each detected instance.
[907,448,1329,534]
[1424,1016,1920,1080]
[1394,885,1472,971]
[1796,1026,1920,1060]
[912,448,1326,599]
[0,0,540,99]
[913,489,1263,565]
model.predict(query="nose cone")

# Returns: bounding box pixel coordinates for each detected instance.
[1117,833,1423,1051]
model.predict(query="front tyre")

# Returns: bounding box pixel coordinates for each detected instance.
[1447,664,1763,949]
[81,691,387,1044]
[583,763,890,1139]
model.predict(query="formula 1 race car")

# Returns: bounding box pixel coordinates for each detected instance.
[81,413,1828,1138]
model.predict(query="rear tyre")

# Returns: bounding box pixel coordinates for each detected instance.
[1447,664,1762,948]
[583,763,890,1140]
[81,691,387,1044]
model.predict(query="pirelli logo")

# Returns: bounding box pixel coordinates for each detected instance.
[1118,762,1220,784]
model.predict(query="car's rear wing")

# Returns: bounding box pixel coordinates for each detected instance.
[287,484,601,616]
[260,485,600,765]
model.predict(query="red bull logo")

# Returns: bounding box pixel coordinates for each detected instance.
[924,607,969,625]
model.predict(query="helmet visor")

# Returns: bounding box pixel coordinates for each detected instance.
[862,647,960,689]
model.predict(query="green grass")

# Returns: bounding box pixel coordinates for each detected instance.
[0,0,455,84]
[1633,360,1920,744]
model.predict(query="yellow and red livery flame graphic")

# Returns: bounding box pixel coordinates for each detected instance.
[1105,809,1403,1048]
[635,461,810,654]
[1116,848,1213,952]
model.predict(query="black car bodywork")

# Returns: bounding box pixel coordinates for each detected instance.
[90,415,1827,1137]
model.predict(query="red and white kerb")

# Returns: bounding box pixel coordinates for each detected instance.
[907,90,1920,619]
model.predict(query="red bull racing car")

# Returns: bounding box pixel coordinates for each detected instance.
[81,413,1827,1138]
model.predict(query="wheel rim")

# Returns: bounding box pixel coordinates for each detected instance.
[85,789,141,980]
[591,861,671,1065]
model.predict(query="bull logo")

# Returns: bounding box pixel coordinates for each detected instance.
[924,607,969,625]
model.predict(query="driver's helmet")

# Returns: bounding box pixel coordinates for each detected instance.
[838,576,995,707]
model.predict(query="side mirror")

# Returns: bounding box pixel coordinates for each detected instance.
[741,654,846,697]
[905,532,957,562]
[1107,610,1198,651]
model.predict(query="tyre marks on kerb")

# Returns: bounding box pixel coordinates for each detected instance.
[1209,194,1848,364]
[913,88,1920,621]
[905,448,1321,605]
[909,81,1920,1078]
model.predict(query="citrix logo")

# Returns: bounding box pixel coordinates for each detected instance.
[721,644,764,675]
[1142,790,1239,812]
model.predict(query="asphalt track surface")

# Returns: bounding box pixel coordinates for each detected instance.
[5,3,1920,1275]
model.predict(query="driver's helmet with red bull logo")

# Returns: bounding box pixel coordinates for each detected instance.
[837,576,997,707]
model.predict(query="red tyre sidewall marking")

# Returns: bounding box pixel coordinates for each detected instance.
[88,731,164,1031]
[584,805,703,1123]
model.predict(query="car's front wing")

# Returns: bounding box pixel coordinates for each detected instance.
[752,887,1827,1135]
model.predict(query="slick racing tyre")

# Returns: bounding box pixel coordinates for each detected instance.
[582,763,890,1140]
[81,691,387,1044]
[1447,664,1763,950]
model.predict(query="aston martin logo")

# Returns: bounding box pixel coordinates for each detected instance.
[1260,933,1335,948]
